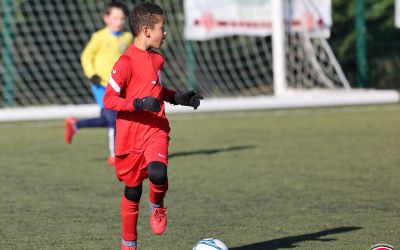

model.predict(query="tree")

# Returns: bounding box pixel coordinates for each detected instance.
[330,0,400,89]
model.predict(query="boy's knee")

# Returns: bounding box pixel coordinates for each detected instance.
[148,161,167,185]
[124,185,142,202]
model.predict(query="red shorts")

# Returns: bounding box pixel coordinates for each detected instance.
[115,133,169,187]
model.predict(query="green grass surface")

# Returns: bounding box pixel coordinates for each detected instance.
[1,105,400,250]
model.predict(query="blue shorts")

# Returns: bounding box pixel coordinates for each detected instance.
[91,84,106,108]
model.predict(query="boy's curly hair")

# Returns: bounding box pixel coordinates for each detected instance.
[129,2,163,37]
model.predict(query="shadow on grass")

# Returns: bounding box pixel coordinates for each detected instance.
[169,145,255,159]
[89,145,254,163]
[230,226,362,250]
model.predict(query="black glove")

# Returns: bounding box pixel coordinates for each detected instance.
[172,90,203,110]
[89,75,101,87]
[134,96,161,112]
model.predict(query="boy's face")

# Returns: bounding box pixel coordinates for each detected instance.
[104,7,125,32]
[148,15,166,49]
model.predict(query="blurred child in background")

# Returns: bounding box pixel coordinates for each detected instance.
[64,1,132,166]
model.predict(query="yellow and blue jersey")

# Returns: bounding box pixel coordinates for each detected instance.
[81,27,132,87]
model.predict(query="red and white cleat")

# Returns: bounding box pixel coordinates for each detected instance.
[64,117,77,144]
[150,207,167,235]
[107,156,116,166]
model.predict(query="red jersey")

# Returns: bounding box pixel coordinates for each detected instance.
[103,44,175,156]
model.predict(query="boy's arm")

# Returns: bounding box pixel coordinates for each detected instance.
[103,56,134,111]
[104,83,161,112]
[104,82,135,111]
[81,33,100,80]
[170,90,203,110]
[161,86,175,103]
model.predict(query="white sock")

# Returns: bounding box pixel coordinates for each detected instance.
[149,201,163,212]
[122,239,137,247]
[108,128,115,157]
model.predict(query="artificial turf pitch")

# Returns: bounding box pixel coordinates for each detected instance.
[1,105,399,249]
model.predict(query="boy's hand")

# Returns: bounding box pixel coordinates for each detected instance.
[134,96,161,112]
[89,75,101,87]
[172,90,203,110]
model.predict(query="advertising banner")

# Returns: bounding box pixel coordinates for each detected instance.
[184,0,332,40]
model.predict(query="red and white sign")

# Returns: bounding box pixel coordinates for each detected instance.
[184,0,332,40]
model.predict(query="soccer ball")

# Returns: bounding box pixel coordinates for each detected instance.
[193,238,228,250]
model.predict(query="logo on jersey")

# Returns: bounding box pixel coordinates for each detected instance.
[112,69,117,74]
[158,153,167,158]
[371,244,394,250]
[151,71,163,85]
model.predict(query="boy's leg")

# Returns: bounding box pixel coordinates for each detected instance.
[64,110,107,144]
[107,128,116,165]
[115,152,146,248]
[144,134,169,235]
[121,185,142,246]
[73,84,107,142]
[75,110,108,129]
[103,109,117,165]
[145,134,169,205]
[148,161,168,206]
[147,161,168,235]
[64,84,106,144]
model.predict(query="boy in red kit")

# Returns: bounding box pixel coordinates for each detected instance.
[103,2,203,250]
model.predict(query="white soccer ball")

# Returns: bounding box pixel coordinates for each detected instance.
[193,238,228,250]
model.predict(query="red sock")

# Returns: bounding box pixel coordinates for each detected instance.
[149,179,168,205]
[121,195,139,241]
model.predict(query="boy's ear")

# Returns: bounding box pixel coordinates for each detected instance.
[142,26,151,38]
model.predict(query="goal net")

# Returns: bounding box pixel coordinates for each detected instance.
[0,0,397,121]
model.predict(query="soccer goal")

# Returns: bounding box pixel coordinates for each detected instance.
[0,0,398,121]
